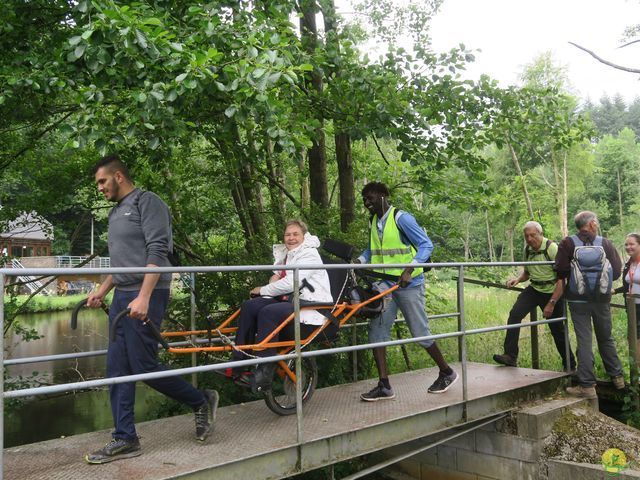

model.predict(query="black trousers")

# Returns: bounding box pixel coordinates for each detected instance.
[503,285,576,368]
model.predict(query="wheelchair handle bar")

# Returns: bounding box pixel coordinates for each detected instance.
[71,299,109,330]
[110,308,170,350]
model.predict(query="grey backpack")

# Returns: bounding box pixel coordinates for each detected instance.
[568,235,612,299]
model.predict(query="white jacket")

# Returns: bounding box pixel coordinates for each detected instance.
[259,233,333,325]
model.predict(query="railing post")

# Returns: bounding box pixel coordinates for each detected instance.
[457,266,468,409]
[190,273,197,387]
[626,295,639,406]
[352,314,358,382]
[293,268,303,445]
[530,309,539,369]
[562,300,571,373]
[1,272,5,480]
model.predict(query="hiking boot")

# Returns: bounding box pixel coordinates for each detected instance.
[493,353,517,367]
[360,381,396,402]
[566,385,597,399]
[428,370,458,394]
[612,375,625,390]
[85,438,142,464]
[251,362,277,393]
[194,389,219,442]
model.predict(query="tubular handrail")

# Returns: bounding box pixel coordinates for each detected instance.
[0,258,585,478]
[3,314,567,400]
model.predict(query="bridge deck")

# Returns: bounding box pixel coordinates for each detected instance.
[4,362,567,480]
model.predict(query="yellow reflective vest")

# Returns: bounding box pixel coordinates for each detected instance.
[370,207,422,278]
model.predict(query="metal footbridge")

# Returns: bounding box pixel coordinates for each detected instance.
[1,260,579,480]
[4,363,567,480]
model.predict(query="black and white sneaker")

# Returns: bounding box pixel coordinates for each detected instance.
[194,389,219,441]
[360,381,396,401]
[85,437,142,464]
[428,370,458,394]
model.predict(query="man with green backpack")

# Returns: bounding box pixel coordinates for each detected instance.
[493,221,576,371]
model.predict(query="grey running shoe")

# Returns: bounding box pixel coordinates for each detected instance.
[428,370,458,394]
[360,381,396,402]
[85,438,141,464]
[194,389,219,441]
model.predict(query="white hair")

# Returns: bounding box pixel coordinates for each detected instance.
[523,221,543,234]
[575,211,598,230]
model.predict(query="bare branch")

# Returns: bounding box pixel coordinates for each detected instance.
[372,135,391,165]
[619,39,640,49]
[253,165,301,208]
[569,41,640,74]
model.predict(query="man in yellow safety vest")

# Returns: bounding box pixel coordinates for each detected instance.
[356,182,457,401]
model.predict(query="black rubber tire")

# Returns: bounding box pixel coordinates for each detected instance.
[263,357,318,416]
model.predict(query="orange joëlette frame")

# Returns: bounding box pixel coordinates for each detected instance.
[159,284,399,356]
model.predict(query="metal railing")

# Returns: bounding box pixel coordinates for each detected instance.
[0,260,573,479]
[625,293,639,409]
[8,258,51,295]
[55,256,110,268]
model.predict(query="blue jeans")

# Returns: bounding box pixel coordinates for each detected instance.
[108,289,205,441]
[368,284,433,347]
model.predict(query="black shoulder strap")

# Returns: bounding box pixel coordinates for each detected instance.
[541,239,552,262]
[392,209,414,250]
[132,190,180,266]
[132,189,146,215]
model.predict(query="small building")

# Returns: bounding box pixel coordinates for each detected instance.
[0,212,53,258]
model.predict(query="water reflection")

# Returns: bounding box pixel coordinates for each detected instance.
[7,308,109,382]
[5,309,164,447]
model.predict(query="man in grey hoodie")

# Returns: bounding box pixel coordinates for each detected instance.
[84,155,218,464]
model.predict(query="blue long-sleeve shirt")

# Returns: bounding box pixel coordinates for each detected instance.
[358,207,433,288]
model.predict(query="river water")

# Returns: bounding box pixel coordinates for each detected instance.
[5,309,165,447]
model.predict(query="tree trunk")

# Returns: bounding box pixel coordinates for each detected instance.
[335,132,356,231]
[238,163,266,245]
[265,139,285,231]
[550,149,569,237]
[298,151,309,210]
[485,210,495,262]
[506,226,515,262]
[462,212,472,261]
[561,152,569,237]
[617,168,624,231]
[300,0,329,209]
[230,175,253,253]
[321,0,356,231]
[506,138,534,220]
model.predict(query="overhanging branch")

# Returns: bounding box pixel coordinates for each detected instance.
[569,41,640,74]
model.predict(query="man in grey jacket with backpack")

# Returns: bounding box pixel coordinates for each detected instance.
[85,155,218,464]
[543,211,624,398]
